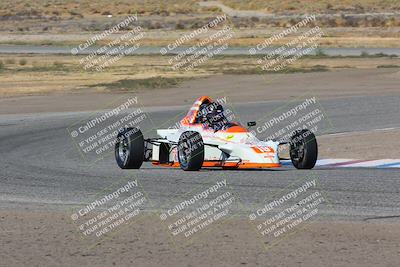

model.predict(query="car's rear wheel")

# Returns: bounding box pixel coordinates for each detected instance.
[290,129,318,169]
[177,131,204,171]
[115,127,144,169]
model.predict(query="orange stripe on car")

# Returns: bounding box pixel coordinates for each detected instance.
[252,146,275,154]
[238,163,281,169]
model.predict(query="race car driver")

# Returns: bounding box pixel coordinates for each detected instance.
[199,102,232,131]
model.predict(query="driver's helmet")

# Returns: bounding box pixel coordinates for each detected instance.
[206,103,225,125]
[198,103,210,123]
[198,102,226,129]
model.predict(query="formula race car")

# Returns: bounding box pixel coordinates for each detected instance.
[115,96,318,171]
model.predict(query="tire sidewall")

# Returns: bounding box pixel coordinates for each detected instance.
[115,127,144,169]
[178,131,204,171]
[290,129,318,169]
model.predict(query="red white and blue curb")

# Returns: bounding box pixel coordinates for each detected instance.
[281,159,400,168]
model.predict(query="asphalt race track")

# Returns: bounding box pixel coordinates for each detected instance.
[1,94,399,222]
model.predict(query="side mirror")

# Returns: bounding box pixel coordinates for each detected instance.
[247,121,256,127]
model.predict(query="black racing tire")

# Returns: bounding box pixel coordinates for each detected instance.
[177,131,204,171]
[115,127,144,169]
[290,129,318,169]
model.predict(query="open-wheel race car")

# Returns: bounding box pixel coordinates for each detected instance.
[115,96,318,171]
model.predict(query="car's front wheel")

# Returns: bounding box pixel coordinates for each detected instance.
[290,129,318,169]
[177,131,204,171]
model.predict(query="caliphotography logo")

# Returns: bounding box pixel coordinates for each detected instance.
[67,96,151,163]
[158,179,241,247]
[247,176,330,251]
[69,178,150,248]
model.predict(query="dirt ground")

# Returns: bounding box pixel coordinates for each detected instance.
[1,55,399,98]
[1,209,399,267]
[319,129,400,159]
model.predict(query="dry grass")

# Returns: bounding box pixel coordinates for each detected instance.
[1,35,400,48]
[1,0,399,18]
[0,53,399,97]
[0,0,201,18]
[222,0,400,13]
[0,1,399,51]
